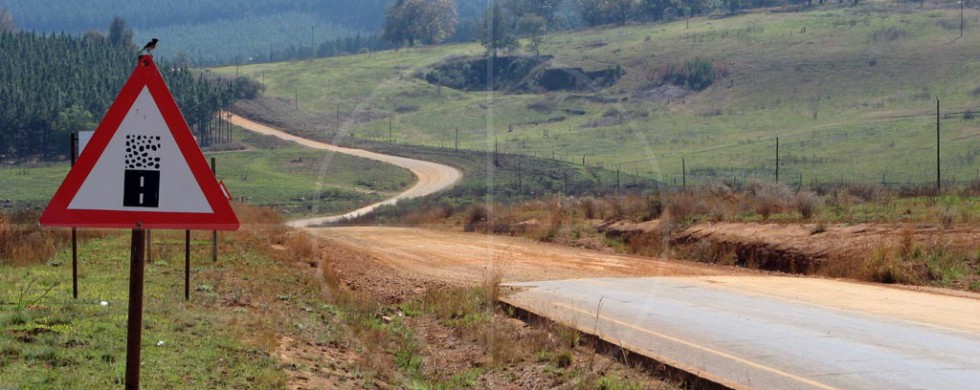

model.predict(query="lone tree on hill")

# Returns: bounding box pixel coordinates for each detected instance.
[641,0,680,21]
[382,0,458,46]
[516,14,547,56]
[480,1,517,61]
[108,16,135,50]
[505,0,564,27]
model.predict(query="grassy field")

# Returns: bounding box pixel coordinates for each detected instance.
[0,126,414,217]
[216,129,414,218]
[215,3,980,188]
[0,213,292,388]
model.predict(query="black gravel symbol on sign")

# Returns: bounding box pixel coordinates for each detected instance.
[123,134,162,208]
[124,134,162,170]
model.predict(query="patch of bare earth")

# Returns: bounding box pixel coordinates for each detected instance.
[277,336,362,390]
[321,241,457,304]
[680,222,979,263]
[604,220,980,284]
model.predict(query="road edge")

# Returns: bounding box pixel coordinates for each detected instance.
[498,296,742,390]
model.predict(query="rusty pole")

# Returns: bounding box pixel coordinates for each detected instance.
[125,227,146,390]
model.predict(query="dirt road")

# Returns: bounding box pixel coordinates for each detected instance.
[317,226,736,284]
[226,113,462,227]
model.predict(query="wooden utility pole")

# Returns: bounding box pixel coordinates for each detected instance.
[494,139,499,166]
[682,157,687,191]
[517,156,523,194]
[775,136,780,183]
[563,171,568,194]
[616,165,621,196]
[937,99,942,193]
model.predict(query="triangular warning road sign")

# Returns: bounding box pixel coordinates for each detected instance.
[40,56,239,230]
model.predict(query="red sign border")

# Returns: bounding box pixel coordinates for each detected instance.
[40,56,239,231]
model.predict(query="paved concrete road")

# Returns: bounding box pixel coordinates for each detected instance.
[503,277,980,390]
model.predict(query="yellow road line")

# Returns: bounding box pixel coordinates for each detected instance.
[552,301,843,390]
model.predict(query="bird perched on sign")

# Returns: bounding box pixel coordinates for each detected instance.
[138,38,158,55]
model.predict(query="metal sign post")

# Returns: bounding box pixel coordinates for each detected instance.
[70,132,79,299]
[126,227,146,390]
[185,229,190,301]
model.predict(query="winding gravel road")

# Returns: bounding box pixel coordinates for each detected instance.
[226,113,462,227]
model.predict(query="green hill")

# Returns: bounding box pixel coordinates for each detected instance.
[215,3,980,188]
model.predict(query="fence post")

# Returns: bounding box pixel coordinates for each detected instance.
[211,157,218,262]
[70,132,78,299]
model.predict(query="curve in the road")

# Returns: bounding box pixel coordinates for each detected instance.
[225,113,462,227]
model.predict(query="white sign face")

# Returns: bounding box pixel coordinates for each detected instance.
[68,87,213,213]
[78,131,94,156]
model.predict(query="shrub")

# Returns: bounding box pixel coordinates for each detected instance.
[394,104,419,113]
[230,76,265,100]
[527,97,557,113]
[794,191,822,220]
[657,58,720,91]
[746,181,793,220]
[870,27,909,42]
[580,197,599,220]
[555,349,573,368]
[463,204,489,232]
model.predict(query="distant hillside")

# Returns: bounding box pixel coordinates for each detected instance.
[0,0,499,65]
[216,3,980,187]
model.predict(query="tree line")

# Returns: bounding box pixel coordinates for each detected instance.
[0,0,391,34]
[381,0,850,53]
[0,18,247,161]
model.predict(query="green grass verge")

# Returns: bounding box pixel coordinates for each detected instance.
[0,231,287,389]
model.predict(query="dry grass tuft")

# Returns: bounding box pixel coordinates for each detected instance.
[403,201,455,226]
[794,191,822,220]
[463,203,490,232]
[747,181,792,220]
[0,211,70,266]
